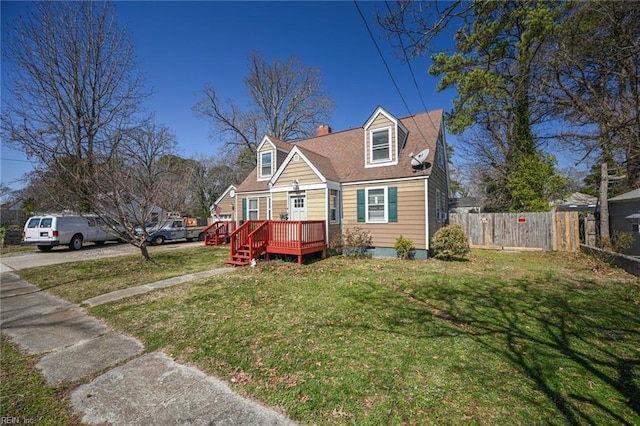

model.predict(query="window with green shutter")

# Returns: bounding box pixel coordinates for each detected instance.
[357,186,397,223]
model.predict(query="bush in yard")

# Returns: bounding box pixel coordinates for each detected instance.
[342,227,372,257]
[596,230,635,267]
[328,233,344,255]
[600,230,634,254]
[431,225,470,260]
[394,235,415,260]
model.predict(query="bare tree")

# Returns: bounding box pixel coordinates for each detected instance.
[543,1,640,192]
[185,155,245,218]
[194,51,333,170]
[92,123,178,260]
[1,1,149,212]
[0,2,193,260]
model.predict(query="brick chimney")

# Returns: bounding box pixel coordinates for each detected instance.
[316,125,332,136]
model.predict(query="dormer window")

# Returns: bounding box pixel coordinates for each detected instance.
[260,151,272,178]
[364,107,406,168]
[371,128,391,162]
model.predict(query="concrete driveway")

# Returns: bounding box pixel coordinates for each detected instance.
[1,240,205,272]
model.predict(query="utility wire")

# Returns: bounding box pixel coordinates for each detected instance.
[384,0,440,134]
[354,1,412,116]
[353,0,437,146]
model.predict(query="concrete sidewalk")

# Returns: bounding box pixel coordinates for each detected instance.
[0,271,295,425]
[82,268,235,307]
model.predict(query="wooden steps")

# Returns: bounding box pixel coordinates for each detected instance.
[226,245,252,267]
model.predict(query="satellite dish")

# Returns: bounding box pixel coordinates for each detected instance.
[409,148,430,169]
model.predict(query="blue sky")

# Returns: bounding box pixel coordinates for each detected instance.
[1,1,457,191]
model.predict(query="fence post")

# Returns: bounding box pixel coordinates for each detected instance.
[585,213,596,246]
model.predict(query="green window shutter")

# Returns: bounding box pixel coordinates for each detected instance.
[242,198,247,221]
[357,189,365,223]
[388,187,398,222]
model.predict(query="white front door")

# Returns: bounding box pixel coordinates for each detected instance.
[289,195,307,220]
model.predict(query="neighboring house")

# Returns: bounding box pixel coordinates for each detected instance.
[449,197,481,214]
[211,185,237,222]
[231,106,451,259]
[552,192,598,212]
[609,188,640,256]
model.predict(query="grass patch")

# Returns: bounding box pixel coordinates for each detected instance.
[0,336,81,424]
[0,244,35,256]
[18,246,229,303]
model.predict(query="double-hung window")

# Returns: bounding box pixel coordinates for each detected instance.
[248,198,259,220]
[260,152,272,178]
[367,188,386,222]
[371,129,391,162]
[330,189,340,223]
[357,187,397,224]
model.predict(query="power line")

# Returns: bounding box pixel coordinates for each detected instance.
[0,157,33,163]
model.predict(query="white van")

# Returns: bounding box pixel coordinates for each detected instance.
[22,214,121,251]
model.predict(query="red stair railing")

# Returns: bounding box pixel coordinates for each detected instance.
[228,221,264,265]
[204,221,236,246]
[247,221,269,261]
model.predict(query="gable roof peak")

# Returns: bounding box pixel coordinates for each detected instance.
[363,105,398,129]
[257,135,292,153]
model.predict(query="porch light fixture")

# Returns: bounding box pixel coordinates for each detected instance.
[292,180,299,191]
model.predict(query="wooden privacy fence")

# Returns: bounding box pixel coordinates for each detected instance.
[449,212,580,252]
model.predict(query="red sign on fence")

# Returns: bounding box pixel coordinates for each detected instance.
[518,216,526,223]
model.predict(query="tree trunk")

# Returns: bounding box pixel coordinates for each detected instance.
[140,244,151,261]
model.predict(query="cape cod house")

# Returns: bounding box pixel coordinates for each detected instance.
[213,106,451,264]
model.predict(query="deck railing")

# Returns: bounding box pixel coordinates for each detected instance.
[267,220,326,249]
[228,220,327,265]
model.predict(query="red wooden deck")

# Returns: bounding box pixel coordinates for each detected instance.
[226,220,327,266]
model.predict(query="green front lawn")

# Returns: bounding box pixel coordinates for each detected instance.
[18,246,229,303]
[81,250,638,425]
[8,248,639,424]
